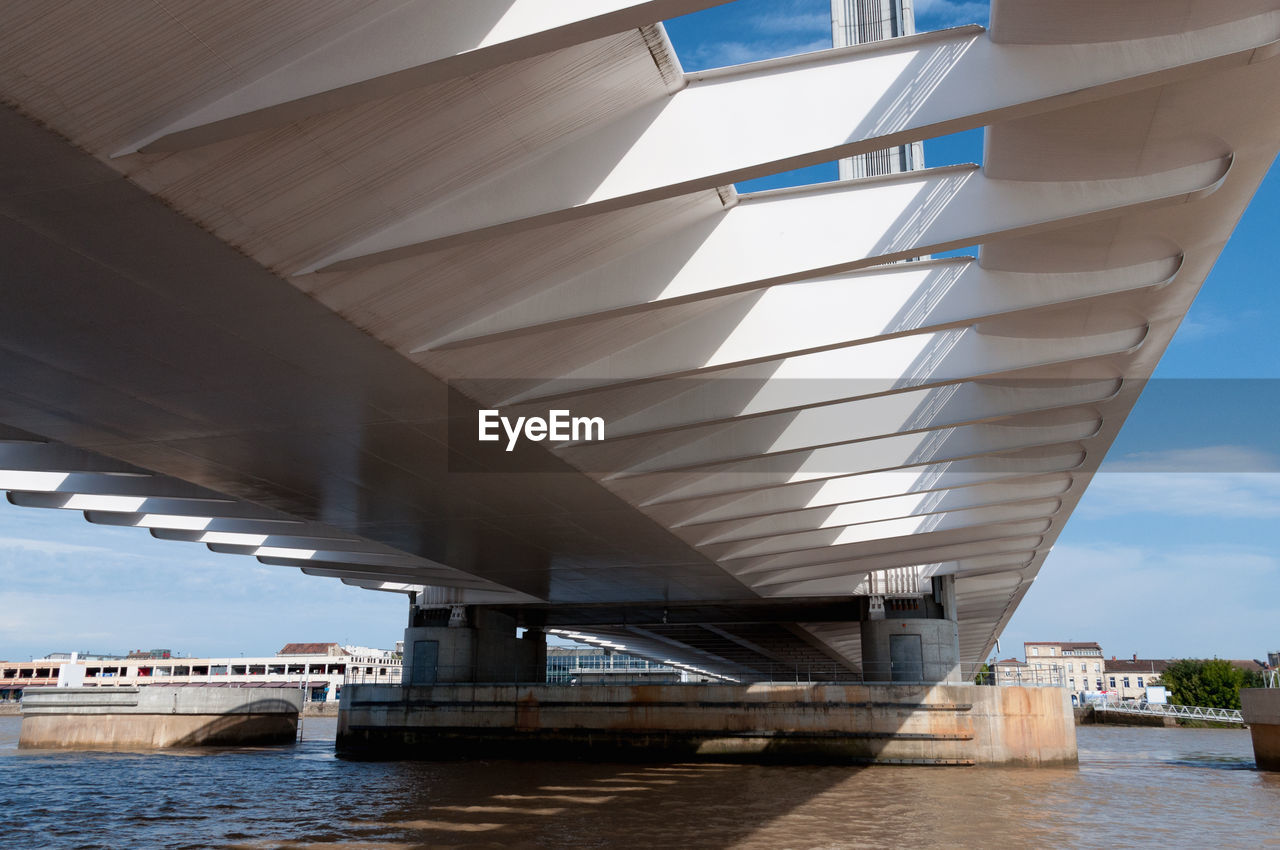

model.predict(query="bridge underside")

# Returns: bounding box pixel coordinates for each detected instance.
[3,1,1280,683]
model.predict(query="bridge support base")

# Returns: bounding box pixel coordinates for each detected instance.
[859,575,962,683]
[402,607,546,685]
[1241,688,1280,771]
[19,686,301,749]
[336,682,1076,766]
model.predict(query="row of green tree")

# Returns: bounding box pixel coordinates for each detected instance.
[1158,659,1267,710]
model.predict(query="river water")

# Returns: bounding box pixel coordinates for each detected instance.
[3,717,1278,848]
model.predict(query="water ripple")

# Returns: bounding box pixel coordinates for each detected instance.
[1,719,1277,848]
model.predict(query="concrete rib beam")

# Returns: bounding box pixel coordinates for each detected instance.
[708,497,1063,562]
[607,412,1101,508]
[486,258,1176,395]
[555,337,1136,458]
[428,159,1225,349]
[120,0,715,155]
[684,473,1074,546]
[738,531,1048,583]
[306,9,1279,270]
[645,448,1085,527]
[757,554,1033,597]
[559,380,1117,481]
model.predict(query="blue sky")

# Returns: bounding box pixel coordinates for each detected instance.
[1,0,1277,664]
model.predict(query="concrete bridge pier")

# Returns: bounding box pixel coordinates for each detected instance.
[401,602,546,685]
[860,576,961,684]
[1241,688,1280,771]
[20,687,301,749]
[337,582,1075,766]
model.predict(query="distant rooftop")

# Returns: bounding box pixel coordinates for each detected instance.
[1106,658,1270,674]
[126,648,173,659]
[1105,658,1169,674]
[43,651,131,661]
[277,642,343,657]
[1025,641,1102,650]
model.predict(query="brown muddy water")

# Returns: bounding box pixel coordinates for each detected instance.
[2,716,1277,848]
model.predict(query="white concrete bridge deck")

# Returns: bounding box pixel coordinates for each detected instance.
[2,1,1280,680]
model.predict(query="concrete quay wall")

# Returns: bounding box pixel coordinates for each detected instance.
[338,682,1076,766]
[19,686,301,749]
[1241,688,1280,771]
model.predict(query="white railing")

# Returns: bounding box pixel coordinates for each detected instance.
[1095,700,1244,724]
[987,666,1066,688]
[342,667,403,686]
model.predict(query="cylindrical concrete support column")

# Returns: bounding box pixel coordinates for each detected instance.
[403,625,475,684]
[402,607,548,685]
[860,618,961,683]
[1241,689,1280,771]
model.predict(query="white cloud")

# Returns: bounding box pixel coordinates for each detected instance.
[1103,445,1280,473]
[0,499,407,660]
[1004,541,1279,659]
[686,37,831,70]
[1077,446,1280,519]
[748,11,829,33]
[1177,311,1233,341]
[913,0,990,29]
[0,536,113,556]
[1082,473,1280,519]
[0,570,405,661]
[682,1,831,70]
